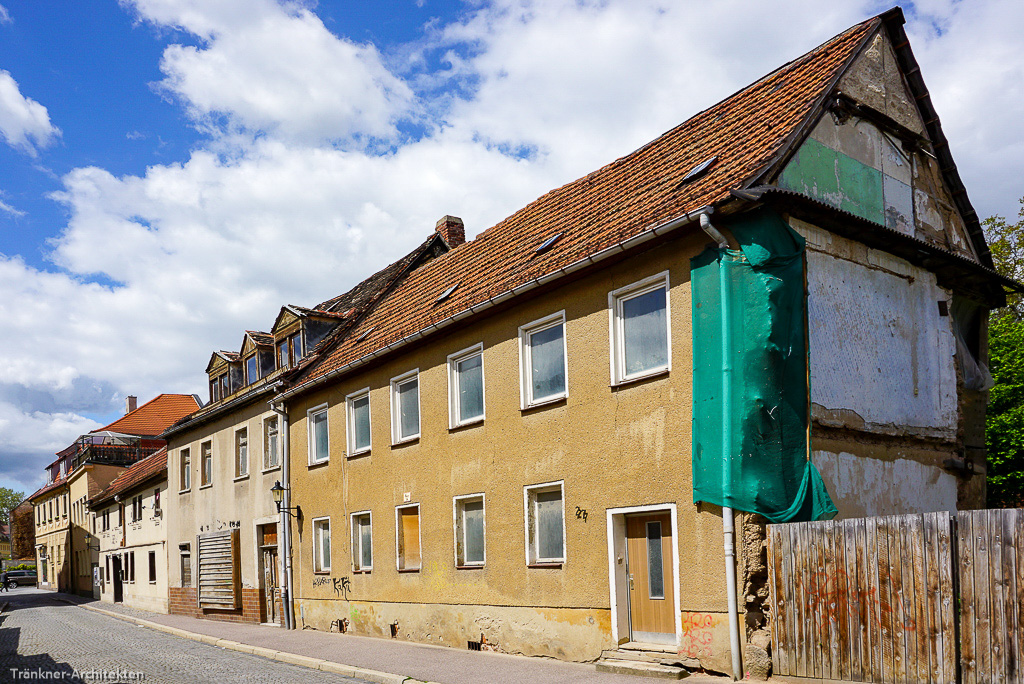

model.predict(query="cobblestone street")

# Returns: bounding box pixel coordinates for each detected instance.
[0,589,372,684]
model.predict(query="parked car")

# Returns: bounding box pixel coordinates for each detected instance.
[5,569,37,587]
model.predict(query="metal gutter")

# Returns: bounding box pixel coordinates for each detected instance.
[278,206,714,402]
[161,383,278,440]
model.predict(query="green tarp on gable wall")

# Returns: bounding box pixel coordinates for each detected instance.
[691,208,837,523]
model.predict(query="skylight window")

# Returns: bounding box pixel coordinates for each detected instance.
[436,283,459,304]
[682,156,717,184]
[535,233,563,254]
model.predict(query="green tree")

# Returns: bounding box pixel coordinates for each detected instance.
[0,487,26,527]
[984,197,1024,507]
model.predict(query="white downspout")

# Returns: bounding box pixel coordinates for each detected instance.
[270,394,295,631]
[700,212,743,681]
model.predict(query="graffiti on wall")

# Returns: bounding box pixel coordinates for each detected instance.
[805,568,916,631]
[679,612,718,660]
[312,575,351,599]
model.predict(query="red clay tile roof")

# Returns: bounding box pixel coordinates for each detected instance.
[91,447,167,506]
[289,16,877,392]
[246,331,274,346]
[28,478,68,502]
[95,394,201,437]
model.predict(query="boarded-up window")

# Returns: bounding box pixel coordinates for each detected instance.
[180,544,191,588]
[397,505,420,571]
[197,529,240,609]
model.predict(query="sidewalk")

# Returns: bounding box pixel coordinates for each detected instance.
[59,595,732,683]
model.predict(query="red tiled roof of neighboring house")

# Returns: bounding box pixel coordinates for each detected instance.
[95,394,201,437]
[289,15,878,391]
[91,447,167,506]
[27,478,67,502]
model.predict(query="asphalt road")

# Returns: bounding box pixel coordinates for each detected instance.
[0,587,372,684]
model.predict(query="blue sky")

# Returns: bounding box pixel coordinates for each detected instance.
[1,0,1023,496]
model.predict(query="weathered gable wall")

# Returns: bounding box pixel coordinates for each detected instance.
[777,29,977,261]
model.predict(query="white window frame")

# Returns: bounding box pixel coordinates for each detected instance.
[351,511,373,573]
[447,344,485,429]
[346,388,372,457]
[452,493,486,568]
[312,516,331,574]
[395,503,422,572]
[234,427,249,480]
[523,480,566,565]
[608,271,672,385]
[262,415,280,472]
[307,403,330,466]
[179,447,191,493]
[390,370,421,445]
[199,441,213,489]
[518,311,568,409]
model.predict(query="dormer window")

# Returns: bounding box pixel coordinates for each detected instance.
[277,332,303,370]
[245,354,259,385]
[209,372,229,403]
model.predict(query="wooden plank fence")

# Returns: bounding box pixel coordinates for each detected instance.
[768,509,1023,683]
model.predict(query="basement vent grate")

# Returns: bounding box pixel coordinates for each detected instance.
[467,640,482,651]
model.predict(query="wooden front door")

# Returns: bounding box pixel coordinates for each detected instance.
[259,523,279,625]
[261,547,279,624]
[626,512,675,644]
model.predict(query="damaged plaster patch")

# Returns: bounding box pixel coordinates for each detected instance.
[813,450,957,518]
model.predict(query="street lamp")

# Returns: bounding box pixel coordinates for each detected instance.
[270,481,299,516]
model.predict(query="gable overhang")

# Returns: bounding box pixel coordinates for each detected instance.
[205,351,236,375]
[161,382,278,440]
[731,186,1019,307]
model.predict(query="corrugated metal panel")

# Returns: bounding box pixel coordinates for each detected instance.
[197,529,239,609]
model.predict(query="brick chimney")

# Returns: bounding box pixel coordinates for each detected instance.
[435,215,465,248]
[125,395,137,414]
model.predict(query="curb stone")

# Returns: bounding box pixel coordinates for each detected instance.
[71,601,425,684]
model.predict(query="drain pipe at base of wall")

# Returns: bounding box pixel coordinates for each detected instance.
[269,389,295,631]
[699,212,744,681]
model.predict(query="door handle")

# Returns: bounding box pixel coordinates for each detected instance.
[629,574,634,590]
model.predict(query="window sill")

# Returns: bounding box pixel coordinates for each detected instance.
[261,465,281,474]
[347,448,371,460]
[398,567,420,574]
[391,436,420,447]
[527,562,563,569]
[455,564,485,570]
[449,417,484,432]
[353,569,371,575]
[178,489,191,495]
[307,460,329,470]
[521,394,567,412]
[233,474,249,482]
[313,570,330,575]
[611,367,670,388]
[199,484,213,490]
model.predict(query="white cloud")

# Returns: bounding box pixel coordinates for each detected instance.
[3,0,1024,487]
[126,0,414,143]
[0,5,10,24]
[0,70,60,153]
[0,196,23,216]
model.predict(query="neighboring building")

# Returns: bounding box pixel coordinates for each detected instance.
[263,9,1013,676]
[27,394,200,594]
[10,502,34,560]
[163,231,453,626]
[0,525,10,560]
[90,448,170,612]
